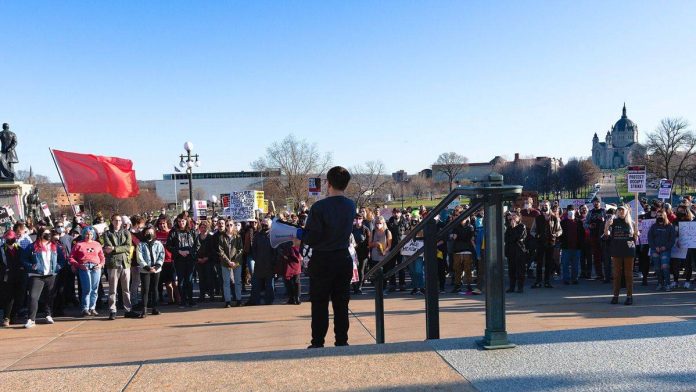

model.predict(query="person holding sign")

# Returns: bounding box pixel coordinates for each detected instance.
[648,211,677,292]
[606,206,636,305]
[303,166,355,349]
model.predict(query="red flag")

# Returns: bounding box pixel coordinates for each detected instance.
[52,149,139,198]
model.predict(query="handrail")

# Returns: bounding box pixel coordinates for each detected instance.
[382,201,483,279]
[364,188,472,280]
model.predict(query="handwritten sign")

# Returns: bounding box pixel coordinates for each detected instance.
[638,219,655,245]
[627,165,646,193]
[401,240,424,256]
[677,221,696,249]
[230,191,255,221]
[559,199,587,210]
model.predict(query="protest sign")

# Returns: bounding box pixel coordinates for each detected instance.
[0,207,11,226]
[559,199,587,210]
[678,221,696,249]
[308,178,321,197]
[638,219,655,245]
[627,165,646,193]
[40,202,51,218]
[221,194,230,208]
[228,191,256,221]
[658,179,673,200]
[400,240,424,256]
[255,191,265,213]
[193,200,208,220]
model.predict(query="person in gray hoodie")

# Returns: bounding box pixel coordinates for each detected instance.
[648,210,677,291]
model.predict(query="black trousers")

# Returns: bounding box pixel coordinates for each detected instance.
[438,257,447,291]
[140,272,160,311]
[28,275,56,321]
[2,273,26,320]
[309,249,352,346]
[535,245,555,284]
[284,275,301,301]
[638,245,650,279]
[508,254,526,290]
[386,254,406,287]
[352,252,368,290]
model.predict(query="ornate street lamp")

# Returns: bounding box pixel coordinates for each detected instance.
[179,142,200,215]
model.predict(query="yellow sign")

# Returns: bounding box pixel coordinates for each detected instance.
[254,191,265,213]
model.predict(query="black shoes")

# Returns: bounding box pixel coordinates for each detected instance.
[531,283,542,289]
[108,312,116,320]
[544,283,553,288]
[505,288,515,293]
[624,297,633,305]
[151,309,161,315]
[307,344,323,349]
[610,296,619,304]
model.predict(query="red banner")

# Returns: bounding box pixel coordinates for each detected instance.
[52,149,139,198]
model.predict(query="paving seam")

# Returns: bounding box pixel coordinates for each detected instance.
[348,307,376,342]
[430,342,481,392]
[1,321,86,372]
[121,362,144,391]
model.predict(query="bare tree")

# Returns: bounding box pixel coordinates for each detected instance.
[644,118,696,182]
[347,160,391,207]
[434,152,468,192]
[252,134,332,204]
[409,176,431,199]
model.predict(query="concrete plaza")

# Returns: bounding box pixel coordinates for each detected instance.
[1,276,695,391]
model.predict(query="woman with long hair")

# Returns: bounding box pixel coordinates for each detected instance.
[606,205,636,305]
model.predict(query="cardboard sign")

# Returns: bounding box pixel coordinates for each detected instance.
[400,240,424,256]
[627,165,646,193]
[677,221,696,249]
[638,219,655,245]
[672,244,688,259]
[308,178,321,197]
[193,200,208,221]
[658,179,673,200]
[286,197,296,210]
[221,194,230,208]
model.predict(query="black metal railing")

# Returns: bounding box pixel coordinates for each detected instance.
[363,173,522,348]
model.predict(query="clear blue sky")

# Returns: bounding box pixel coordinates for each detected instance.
[2,1,695,181]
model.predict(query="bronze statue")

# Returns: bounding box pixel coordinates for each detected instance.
[0,123,18,181]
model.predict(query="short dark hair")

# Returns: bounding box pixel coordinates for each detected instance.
[327,166,351,191]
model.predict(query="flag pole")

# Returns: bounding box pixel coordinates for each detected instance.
[49,148,78,216]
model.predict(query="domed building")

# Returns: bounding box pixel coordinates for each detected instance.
[591,103,643,169]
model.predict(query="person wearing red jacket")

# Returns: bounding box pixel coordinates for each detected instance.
[69,226,105,317]
[155,217,179,305]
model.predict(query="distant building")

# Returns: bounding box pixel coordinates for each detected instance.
[592,104,643,169]
[418,169,432,179]
[392,170,408,183]
[432,154,561,185]
[154,170,280,204]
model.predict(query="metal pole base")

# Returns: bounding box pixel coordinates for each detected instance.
[477,330,515,350]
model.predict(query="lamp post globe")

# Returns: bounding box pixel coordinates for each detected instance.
[184,141,193,152]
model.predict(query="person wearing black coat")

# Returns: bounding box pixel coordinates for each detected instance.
[248,219,277,305]
[505,213,528,293]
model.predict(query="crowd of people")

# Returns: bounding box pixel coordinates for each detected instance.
[2,190,691,329]
[0,209,305,328]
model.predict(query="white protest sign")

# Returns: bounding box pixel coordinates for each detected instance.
[677,221,696,249]
[627,165,646,193]
[400,240,424,256]
[40,202,51,218]
[672,244,688,259]
[193,200,208,220]
[658,179,673,200]
[227,191,256,221]
[638,219,655,245]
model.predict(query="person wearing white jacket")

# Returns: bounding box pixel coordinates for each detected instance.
[136,226,165,318]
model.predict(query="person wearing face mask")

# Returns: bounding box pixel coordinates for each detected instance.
[530,201,562,288]
[559,205,586,285]
[1,231,24,327]
[70,226,105,317]
[387,208,410,292]
[23,227,67,328]
[248,219,276,306]
[648,210,677,292]
[606,205,637,305]
[351,213,371,295]
[585,196,606,280]
[128,215,146,310]
[671,206,694,289]
[136,226,164,317]
[103,214,136,320]
[50,229,72,317]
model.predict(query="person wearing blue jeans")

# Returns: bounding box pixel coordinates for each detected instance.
[218,218,244,307]
[408,256,424,294]
[648,212,676,292]
[559,205,585,285]
[69,226,105,317]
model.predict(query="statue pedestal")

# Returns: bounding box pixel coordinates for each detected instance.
[0,181,33,220]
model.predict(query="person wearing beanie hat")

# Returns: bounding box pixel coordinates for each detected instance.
[585,196,607,280]
[1,230,24,327]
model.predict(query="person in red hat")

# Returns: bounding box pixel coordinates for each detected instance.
[1,230,24,327]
